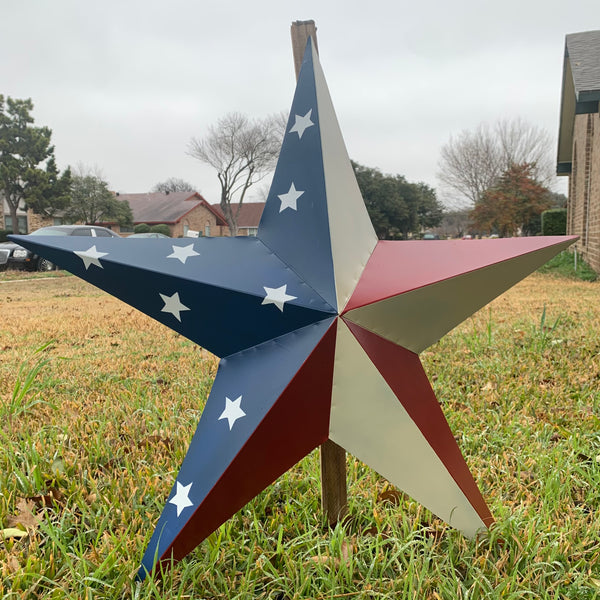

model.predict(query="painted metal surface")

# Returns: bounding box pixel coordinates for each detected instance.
[330,320,488,536]
[12,235,336,358]
[10,36,577,580]
[311,39,378,311]
[140,318,337,577]
[343,237,577,354]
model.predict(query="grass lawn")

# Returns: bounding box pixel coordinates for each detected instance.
[1,269,599,598]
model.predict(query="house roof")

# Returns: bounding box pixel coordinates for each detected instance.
[211,202,265,228]
[567,30,600,99]
[557,30,600,175]
[114,192,225,225]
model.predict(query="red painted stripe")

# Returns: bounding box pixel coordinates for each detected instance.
[161,320,338,565]
[343,318,493,527]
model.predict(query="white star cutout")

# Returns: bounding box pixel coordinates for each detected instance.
[278,182,305,213]
[261,284,297,312]
[74,245,108,270]
[218,396,246,430]
[169,481,194,517]
[167,244,200,265]
[160,292,190,322]
[289,109,314,139]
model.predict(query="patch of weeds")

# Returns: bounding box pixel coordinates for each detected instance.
[538,250,597,281]
[2,341,57,425]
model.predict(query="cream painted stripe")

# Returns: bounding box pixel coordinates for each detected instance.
[311,41,377,313]
[330,319,486,537]
[343,243,571,355]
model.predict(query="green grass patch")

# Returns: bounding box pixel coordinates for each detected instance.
[537,250,597,281]
[0,268,72,282]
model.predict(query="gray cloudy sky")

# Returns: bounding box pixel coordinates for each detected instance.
[1,0,595,204]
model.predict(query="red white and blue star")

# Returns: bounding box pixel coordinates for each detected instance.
[11,39,576,581]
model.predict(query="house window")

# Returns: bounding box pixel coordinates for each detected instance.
[4,215,27,234]
[204,224,211,237]
[120,224,134,233]
[247,227,258,237]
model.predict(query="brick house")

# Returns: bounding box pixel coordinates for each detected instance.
[3,190,267,238]
[100,192,227,237]
[210,202,265,237]
[1,197,66,234]
[100,192,266,238]
[557,30,600,272]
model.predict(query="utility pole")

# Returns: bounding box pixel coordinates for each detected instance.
[290,20,348,526]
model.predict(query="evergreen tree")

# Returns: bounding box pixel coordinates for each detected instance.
[352,161,444,239]
[0,95,70,232]
[67,167,132,227]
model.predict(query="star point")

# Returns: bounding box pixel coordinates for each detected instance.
[277,182,305,213]
[74,245,108,270]
[160,292,190,322]
[218,396,246,430]
[289,109,314,139]
[261,284,297,312]
[169,481,194,517]
[167,244,200,264]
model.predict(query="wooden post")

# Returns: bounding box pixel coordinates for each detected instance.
[290,20,348,526]
[290,20,319,80]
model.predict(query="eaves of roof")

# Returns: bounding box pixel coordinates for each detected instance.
[557,30,600,176]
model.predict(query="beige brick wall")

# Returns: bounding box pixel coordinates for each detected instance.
[567,112,600,273]
[171,204,223,238]
[27,210,54,232]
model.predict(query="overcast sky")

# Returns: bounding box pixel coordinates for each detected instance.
[1,0,595,205]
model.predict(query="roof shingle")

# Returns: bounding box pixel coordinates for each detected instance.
[566,30,600,98]
[115,192,223,224]
[210,202,265,228]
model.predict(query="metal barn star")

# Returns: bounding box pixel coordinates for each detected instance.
[12,39,576,579]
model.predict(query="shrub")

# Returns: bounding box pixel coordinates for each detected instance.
[134,223,151,234]
[150,224,171,237]
[0,229,12,242]
[541,208,567,235]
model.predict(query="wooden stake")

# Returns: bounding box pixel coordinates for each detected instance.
[290,20,319,80]
[290,20,348,526]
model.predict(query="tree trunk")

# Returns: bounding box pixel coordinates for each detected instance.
[7,197,20,233]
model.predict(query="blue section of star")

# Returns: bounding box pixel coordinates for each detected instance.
[11,235,337,357]
[139,317,336,577]
[258,41,336,309]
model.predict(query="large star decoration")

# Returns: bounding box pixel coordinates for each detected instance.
[11,39,576,581]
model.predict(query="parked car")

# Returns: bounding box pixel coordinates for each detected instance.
[127,232,170,238]
[0,225,121,271]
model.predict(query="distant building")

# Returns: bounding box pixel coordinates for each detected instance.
[210,202,265,237]
[99,192,266,238]
[1,197,66,233]
[1,197,28,233]
[2,189,267,238]
[557,29,600,272]
[104,192,225,237]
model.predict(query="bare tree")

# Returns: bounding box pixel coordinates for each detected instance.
[151,177,196,194]
[437,118,556,207]
[188,112,283,236]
